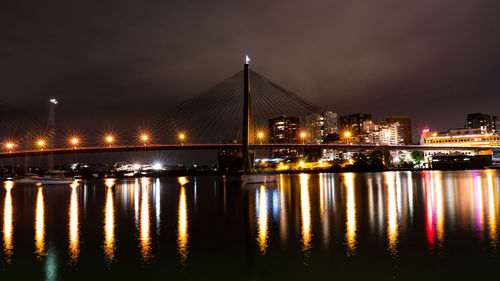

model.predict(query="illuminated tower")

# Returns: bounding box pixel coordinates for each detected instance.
[242,55,251,173]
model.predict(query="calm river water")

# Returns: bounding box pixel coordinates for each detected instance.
[1,170,500,280]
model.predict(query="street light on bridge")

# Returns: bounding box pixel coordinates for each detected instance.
[36,139,46,151]
[178,133,186,145]
[4,142,15,152]
[257,131,265,144]
[343,131,352,144]
[105,135,115,147]
[140,134,150,146]
[300,131,307,144]
[4,141,16,174]
[69,137,80,149]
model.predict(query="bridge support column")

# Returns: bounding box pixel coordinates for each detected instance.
[242,59,251,173]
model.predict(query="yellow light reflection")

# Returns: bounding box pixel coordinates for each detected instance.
[3,181,14,263]
[139,184,152,263]
[279,174,288,245]
[257,185,268,255]
[68,182,79,264]
[345,173,357,256]
[104,184,115,263]
[434,172,444,245]
[475,174,484,237]
[105,178,115,188]
[487,171,497,247]
[300,174,311,254]
[35,186,46,259]
[385,173,398,255]
[178,186,189,263]
[178,177,188,185]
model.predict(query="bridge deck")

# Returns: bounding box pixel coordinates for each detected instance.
[0,143,496,158]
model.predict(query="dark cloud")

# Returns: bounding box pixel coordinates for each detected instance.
[1,0,500,139]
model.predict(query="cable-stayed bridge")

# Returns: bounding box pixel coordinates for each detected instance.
[0,60,493,171]
[151,68,321,144]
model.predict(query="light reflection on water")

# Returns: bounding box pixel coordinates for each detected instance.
[344,173,357,256]
[3,181,13,263]
[139,178,152,263]
[300,174,312,255]
[385,172,398,256]
[486,170,498,247]
[256,185,268,255]
[2,170,500,278]
[103,179,115,263]
[178,178,189,264]
[68,181,80,264]
[35,186,45,260]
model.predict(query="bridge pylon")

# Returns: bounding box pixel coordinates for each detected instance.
[242,56,251,173]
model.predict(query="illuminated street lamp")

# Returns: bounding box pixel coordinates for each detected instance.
[300,131,307,144]
[70,137,79,149]
[4,142,16,174]
[5,142,14,152]
[105,135,115,147]
[178,133,186,145]
[36,139,46,151]
[140,134,149,146]
[257,131,264,144]
[343,131,352,144]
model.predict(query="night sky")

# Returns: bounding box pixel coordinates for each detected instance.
[2,0,500,137]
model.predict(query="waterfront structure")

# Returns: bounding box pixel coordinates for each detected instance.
[340,113,372,135]
[420,128,500,160]
[464,113,499,133]
[420,128,500,147]
[387,116,412,144]
[306,111,338,144]
[430,153,491,169]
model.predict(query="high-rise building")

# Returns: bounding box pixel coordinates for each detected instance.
[340,113,372,135]
[387,116,412,144]
[306,111,338,144]
[268,115,300,159]
[269,115,300,143]
[362,120,400,145]
[465,113,499,133]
